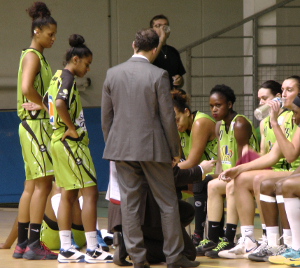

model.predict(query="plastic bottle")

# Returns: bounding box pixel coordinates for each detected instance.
[162,25,170,34]
[254,97,284,121]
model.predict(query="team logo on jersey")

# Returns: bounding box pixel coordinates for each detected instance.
[180,137,185,148]
[266,140,272,152]
[220,145,233,165]
[49,95,54,126]
[75,110,87,131]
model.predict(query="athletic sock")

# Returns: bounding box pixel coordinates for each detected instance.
[225,223,237,243]
[283,229,292,247]
[240,225,255,240]
[51,193,61,219]
[17,221,30,244]
[266,226,279,247]
[59,230,72,250]
[284,197,300,250]
[28,223,41,244]
[193,193,207,239]
[208,221,222,243]
[85,231,97,251]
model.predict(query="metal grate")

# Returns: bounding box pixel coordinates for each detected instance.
[190,94,254,122]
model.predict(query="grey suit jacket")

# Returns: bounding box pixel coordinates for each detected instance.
[101,56,178,163]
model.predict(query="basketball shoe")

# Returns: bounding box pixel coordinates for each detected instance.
[23,239,58,260]
[12,239,28,258]
[58,246,85,263]
[218,236,258,259]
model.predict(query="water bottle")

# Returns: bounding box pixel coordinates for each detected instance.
[254,97,284,121]
[162,25,170,34]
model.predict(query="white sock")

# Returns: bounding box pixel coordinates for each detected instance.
[283,198,300,250]
[85,231,97,251]
[241,225,255,240]
[284,197,300,249]
[78,196,83,210]
[266,226,280,247]
[283,229,292,247]
[51,193,61,218]
[59,230,71,250]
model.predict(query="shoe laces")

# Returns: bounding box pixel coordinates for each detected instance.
[213,238,228,251]
[274,245,287,256]
[252,241,268,254]
[198,239,210,247]
[40,241,58,256]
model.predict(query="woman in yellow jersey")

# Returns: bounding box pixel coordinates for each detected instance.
[218,76,300,261]
[13,2,57,260]
[197,84,259,258]
[171,89,217,246]
[44,34,112,263]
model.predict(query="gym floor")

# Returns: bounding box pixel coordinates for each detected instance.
[0,207,288,268]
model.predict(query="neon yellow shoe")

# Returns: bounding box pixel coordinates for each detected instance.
[268,248,299,265]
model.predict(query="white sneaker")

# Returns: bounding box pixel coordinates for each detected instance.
[85,246,113,263]
[218,236,258,259]
[58,246,85,263]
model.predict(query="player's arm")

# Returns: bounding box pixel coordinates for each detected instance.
[21,52,43,108]
[214,121,222,174]
[178,117,215,169]
[270,105,300,163]
[259,119,266,155]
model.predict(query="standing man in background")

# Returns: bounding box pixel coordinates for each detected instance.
[150,14,186,89]
[101,28,200,268]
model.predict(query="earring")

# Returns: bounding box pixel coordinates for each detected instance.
[34,30,37,34]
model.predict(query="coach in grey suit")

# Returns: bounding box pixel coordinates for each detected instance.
[101,29,200,268]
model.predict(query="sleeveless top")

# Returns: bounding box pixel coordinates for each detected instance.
[219,114,259,171]
[179,111,218,164]
[17,48,52,120]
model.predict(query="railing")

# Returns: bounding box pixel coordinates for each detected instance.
[178,0,300,126]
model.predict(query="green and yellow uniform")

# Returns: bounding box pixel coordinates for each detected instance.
[219,114,259,171]
[17,48,54,180]
[45,69,96,190]
[263,110,300,171]
[179,111,218,165]
[262,110,293,171]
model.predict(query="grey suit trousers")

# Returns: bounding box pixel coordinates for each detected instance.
[115,160,184,264]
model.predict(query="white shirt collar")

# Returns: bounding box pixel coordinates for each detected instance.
[132,54,149,62]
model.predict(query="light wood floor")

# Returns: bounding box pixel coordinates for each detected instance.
[0,208,287,268]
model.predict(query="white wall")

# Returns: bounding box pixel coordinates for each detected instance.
[0,0,244,109]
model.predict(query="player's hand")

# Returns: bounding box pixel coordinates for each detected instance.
[200,160,217,176]
[172,75,183,86]
[269,99,281,126]
[218,166,239,182]
[21,102,43,111]
[61,127,79,141]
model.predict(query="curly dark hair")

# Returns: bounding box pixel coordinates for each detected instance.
[64,34,92,65]
[210,84,236,105]
[171,89,191,113]
[27,2,57,37]
[134,28,159,53]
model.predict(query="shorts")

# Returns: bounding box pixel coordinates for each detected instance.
[51,131,97,190]
[40,220,86,250]
[19,119,54,180]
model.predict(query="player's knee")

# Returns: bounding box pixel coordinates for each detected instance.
[281,178,294,196]
[260,179,275,196]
